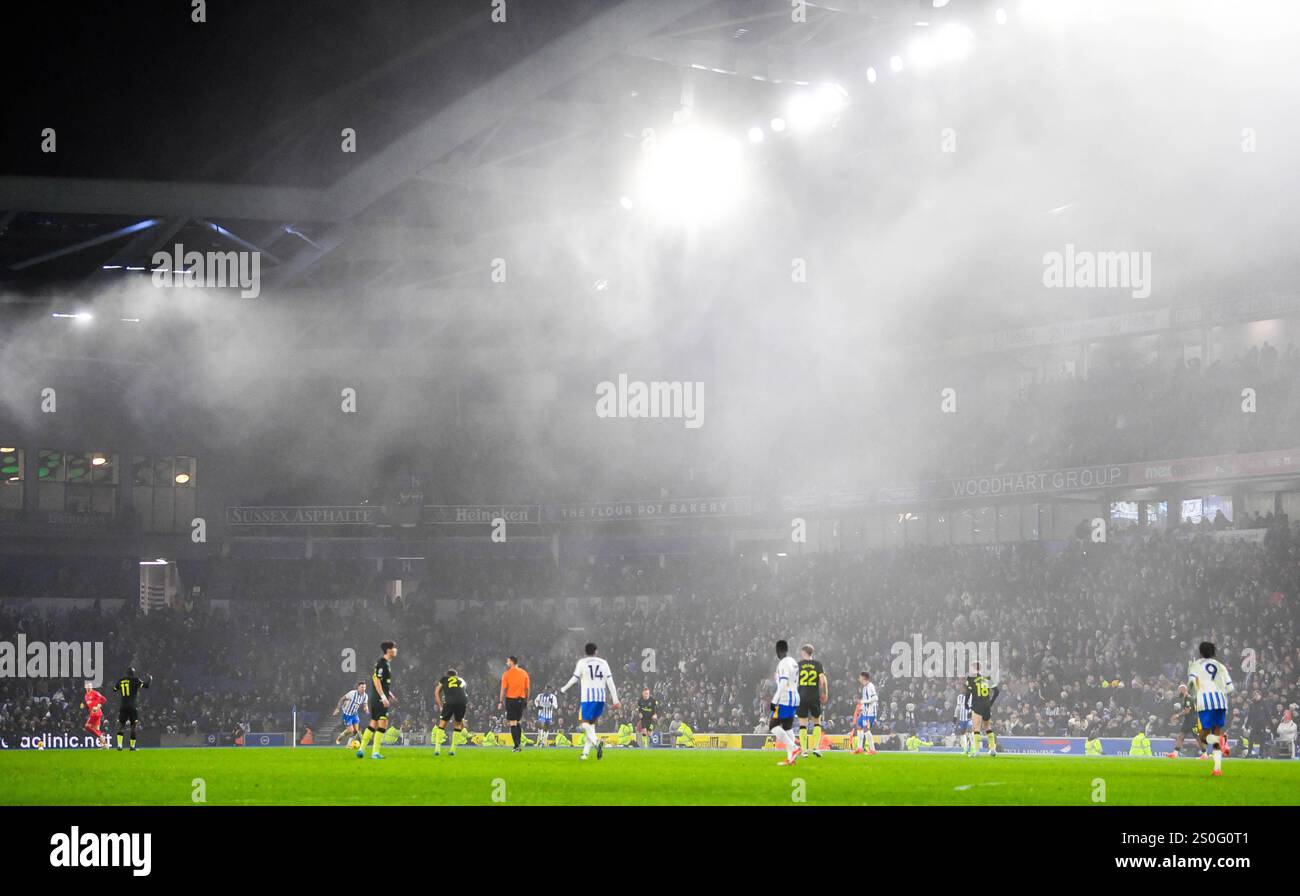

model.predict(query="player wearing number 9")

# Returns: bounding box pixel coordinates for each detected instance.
[1188,641,1234,776]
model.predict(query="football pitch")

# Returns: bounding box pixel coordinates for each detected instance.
[4,747,1300,806]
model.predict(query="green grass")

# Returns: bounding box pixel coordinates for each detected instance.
[3,747,1298,806]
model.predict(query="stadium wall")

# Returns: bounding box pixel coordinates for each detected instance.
[198,731,1248,757]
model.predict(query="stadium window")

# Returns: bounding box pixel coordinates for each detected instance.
[1150,501,1168,528]
[1203,495,1232,524]
[864,514,883,548]
[951,507,973,544]
[173,456,197,531]
[132,456,154,531]
[153,456,174,488]
[849,518,865,549]
[152,457,175,532]
[31,450,121,515]
[997,505,1019,543]
[887,512,907,547]
[36,449,66,511]
[1110,500,1139,530]
[133,455,154,487]
[65,451,118,515]
[174,456,196,486]
[928,510,950,546]
[904,511,925,544]
[131,455,197,533]
[1021,503,1040,541]
[1282,492,1300,521]
[0,446,22,511]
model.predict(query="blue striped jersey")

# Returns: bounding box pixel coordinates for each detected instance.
[860,682,878,714]
[1189,658,1233,712]
[567,656,619,705]
[535,693,557,716]
[773,656,800,707]
[340,689,366,716]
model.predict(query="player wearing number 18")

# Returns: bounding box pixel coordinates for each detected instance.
[965,663,999,756]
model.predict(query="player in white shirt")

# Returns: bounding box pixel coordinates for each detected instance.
[852,671,878,755]
[560,642,620,760]
[533,686,558,747]
[769,640,801,766]
[1188,641,1234,776]
[331,681,367,745]
[953,681,974,756]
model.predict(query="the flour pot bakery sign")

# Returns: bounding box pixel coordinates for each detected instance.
[545,496,753,522]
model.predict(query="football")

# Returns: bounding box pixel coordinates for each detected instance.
[34,739,45,751]
[349,739,361,751]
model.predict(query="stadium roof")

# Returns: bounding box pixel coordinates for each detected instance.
[0,0,925,296]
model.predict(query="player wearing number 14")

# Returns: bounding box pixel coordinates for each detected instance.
[560,642,620,760]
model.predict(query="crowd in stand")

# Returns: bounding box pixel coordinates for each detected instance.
[907,341,1300,482]
[3,516,1296,754]
[281,342,1300,507]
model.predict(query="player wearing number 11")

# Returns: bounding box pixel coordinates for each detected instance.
[560,642,620,760]
[114,667,152,752]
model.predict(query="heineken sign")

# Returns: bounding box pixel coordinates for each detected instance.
[425,505,541,524]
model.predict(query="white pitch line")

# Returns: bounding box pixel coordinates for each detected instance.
[953,782,1006,791]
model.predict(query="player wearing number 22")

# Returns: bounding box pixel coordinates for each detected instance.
[560,642,620,761]
[796,644,828,758]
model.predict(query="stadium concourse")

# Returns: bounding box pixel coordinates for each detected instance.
[2,518,1295,752]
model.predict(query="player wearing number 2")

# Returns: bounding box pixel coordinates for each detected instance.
[1189,641,1234,777]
